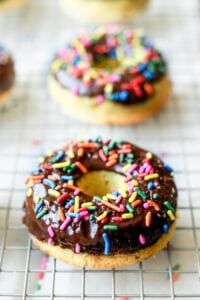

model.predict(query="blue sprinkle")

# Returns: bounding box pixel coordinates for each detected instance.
[61,175,74,181]
[113,92,120,101]
[164,164,174,173]
[112,191,119,197]
[53,151,64,163]
[67,212,80,218]
[138,62,148,72]
[147,182,155,190]
[163,224,169,234]
[65,199,75,209]
[108,49,117,58]
[43,178,56,189]
[31,168,42,175]
[102,233,110,255]
[119,90,129,101]
[143,70,155,79]
[34,200,44,214]
[72,56,81,65]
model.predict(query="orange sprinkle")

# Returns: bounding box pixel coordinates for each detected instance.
[148,200,160,211]
[132,199,142,208]
[106,159,118,167]
[48,175,59,182]
[63,183,82,191]
[58,208,66,222]
[102,200,121,212]
[122,144,132,149]
[68,204,75,213]
[172,273,179,281]
[77,147,85,157]
[76,161,88,173]
[144,83,154,95]
[108,150,116,156]
[78,142,97,149]
[145,211,152,227]
[55,184,62,191]
[24,175,44,184]
[108,153,119,161]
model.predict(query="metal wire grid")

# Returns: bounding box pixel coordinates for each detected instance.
[0,0,200,299]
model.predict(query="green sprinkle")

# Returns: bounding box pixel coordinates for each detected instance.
[36,209,48,219]
[89,214,95,221]
[87,206,97,211]
[126,204,134,213]
[127,159,134,164]
[127,153,135,158]
[172,263,180,271]
[35,283,41,290]
[104,225,118,231]
[96,54,104,62]
[93,196,102,202]
[108,140,116,150]
[135,187,147,200]
[103,146,109,156]
[153,193,159,200]
[164,201,175,213]
[119,154,125,163]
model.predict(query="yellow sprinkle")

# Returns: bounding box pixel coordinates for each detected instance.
[128,191,138,203]
[26,188,33,197]
[81,202,93,208]
[102,196,108,201]
[106,194,117,200]
[51,59,63,72]
[68,180,74,186]
[34,197,40,203]
[122,213,134,219]
[122,164,132,172]
[144,173,159,181]
[68,149,75,159]
[104,83,113,94]
[119,189,127,198]
[74,196,80,212]
[132,179,139,186]
[175,210,179,219]
[38,157,45,163]
[167,210,175,221]
[48,189,60,198]
[97,211,108,221]
[27,179,34,187]
[146,152,152,159]
[52,161,70,169]
[47,150,53,157]
[171,172,174,177]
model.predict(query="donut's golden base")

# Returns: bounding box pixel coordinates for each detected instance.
[31,222,176,268]
[0,0,27,10]
[0,88,14,107]
[59,0,149,23]
[48,75,172,125]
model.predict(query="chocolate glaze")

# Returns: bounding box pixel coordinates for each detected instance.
[0,58,14,92]
[52,29,167,105]
[23,139,177,256]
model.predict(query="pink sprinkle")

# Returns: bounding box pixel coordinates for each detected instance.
[117,149,132,154]
[109,74,121,83]
[79,211,89,218]
[58,49,68,59]
[139,234,146,245]
[74,188,81,196]
[47,226,55,238]
[40,263,47,270]
[75,243,81,253]
[103,138,110,145]
[112,217,123,222]
[74,217,80,223]
[120,204,125,212]
[72,86,79,95]
[60,216,72,230]
[127,163,138,174]
[145,165,152,174]
[99,149,108,162]
[42,256,49,264]
[96,94,105,105]
[48,237,54,245]
[116,195,122,204]
[143,202,150,209]
[84,216,89,221]
[124,177,132,183]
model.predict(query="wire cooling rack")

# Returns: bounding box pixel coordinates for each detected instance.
[0,0,200,299]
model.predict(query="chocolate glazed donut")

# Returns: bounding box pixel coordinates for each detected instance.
[23,138,178,268]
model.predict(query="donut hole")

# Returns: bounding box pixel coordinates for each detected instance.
[93,57,120,71]
[77,170,125,197]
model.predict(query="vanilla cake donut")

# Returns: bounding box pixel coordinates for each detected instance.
[0,44,15,106]
[23,137,178,268]
[48,26,171,125]
[59,0,149,23]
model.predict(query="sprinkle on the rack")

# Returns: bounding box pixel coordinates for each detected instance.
[102,233,110,255]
